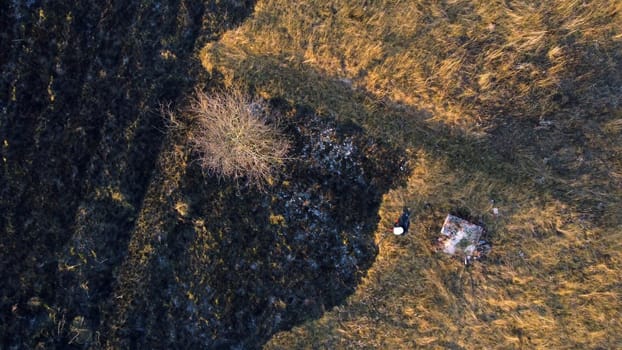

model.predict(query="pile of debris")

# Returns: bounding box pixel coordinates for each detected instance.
[436,214,491,264]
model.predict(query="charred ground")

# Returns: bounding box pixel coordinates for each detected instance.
[1,1,407,349]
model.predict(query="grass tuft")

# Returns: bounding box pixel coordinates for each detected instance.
[185,87,290,189]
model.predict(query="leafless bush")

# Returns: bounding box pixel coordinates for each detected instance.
[186,87,290,188]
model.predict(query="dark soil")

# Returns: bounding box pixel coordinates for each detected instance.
[106,102,406,349]
[0,1,406,349]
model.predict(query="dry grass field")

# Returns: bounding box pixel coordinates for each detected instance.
[200,0,622,348]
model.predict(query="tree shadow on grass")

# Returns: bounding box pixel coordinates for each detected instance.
[218,47,622,228]
[204,48,539,196]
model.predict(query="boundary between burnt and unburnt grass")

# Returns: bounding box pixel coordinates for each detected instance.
[199,1,622,348]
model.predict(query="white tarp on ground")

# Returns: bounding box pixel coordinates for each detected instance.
[438,214,483,256]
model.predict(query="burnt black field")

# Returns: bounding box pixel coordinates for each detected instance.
[0,2,407,349]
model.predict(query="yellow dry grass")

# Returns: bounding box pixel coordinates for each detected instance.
[200,0,622,348]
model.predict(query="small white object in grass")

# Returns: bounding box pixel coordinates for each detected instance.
[492,207,499,215]
[393,226,405,235]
